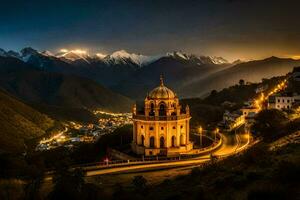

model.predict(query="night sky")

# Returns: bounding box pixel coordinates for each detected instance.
[1,0,300,61]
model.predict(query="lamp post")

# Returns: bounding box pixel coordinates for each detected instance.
[198,126,203,148]
[215,128,219,142]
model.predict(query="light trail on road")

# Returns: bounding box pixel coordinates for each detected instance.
[85,132,249,177]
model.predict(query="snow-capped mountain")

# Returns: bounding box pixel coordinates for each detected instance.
[7,50,21,58]
[56,50,91,64]
[0,48,20,58]
[166,51,229,65]
[209,56,229,64]
[95,53,107,59]
[0,48,8,57]
[41,50,54,57]
[0,47,231,67]
[103,50,161,66]
[20,47,40,62]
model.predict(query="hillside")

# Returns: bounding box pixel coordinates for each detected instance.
[180,57,300,97]
[101,109,300,199]
[0,89,55,153]
[0,57,133,113]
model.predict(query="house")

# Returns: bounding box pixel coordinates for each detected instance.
[268,93,300,110]
[222,110,245,131]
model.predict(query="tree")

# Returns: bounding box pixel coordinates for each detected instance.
[0,179,24,200]
[252,109,288,140]
[239,79,245,86]
[48,167,86,200]
[113,183,124,200]
[24,167,44,200]
[210,90,217,96]
[132,175,147,193]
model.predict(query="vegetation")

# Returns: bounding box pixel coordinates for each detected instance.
[0,89,58,153]
[0,124,133,180]
[132,176,148,193]
[0,124,133,199]
[181,76,286,130]
[31,103,98,123]
[252,109,300,142]
[181,99,224,129]
[106,142,300,200]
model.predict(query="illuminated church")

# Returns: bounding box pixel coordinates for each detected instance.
[132,76,193,156]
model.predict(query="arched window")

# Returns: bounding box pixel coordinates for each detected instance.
[149,103,155,116]
[150,136,155,148]
[160,136,165,148]
[171,136,176,147]
[180,135,185,145]
[159,102,166,116]
[141,135,145,146]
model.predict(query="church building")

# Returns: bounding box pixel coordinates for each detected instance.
[132,76,193,156]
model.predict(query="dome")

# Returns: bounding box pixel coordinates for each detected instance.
[148,76,176,99]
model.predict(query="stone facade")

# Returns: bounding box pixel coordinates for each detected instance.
[131,76,193,156]
[268,94,300,110]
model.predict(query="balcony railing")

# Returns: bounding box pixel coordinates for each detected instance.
[133,114,190,121]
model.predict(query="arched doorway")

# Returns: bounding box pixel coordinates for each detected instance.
[180,134,185,145]
[159,102,166,116]
[171,136,176,147]
[141,135,145,146]
[160,136,165,148]
[149,103,155,116]
[150,136,155,148]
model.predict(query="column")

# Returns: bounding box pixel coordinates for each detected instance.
[154,122,158,148]
[186,119,190,144]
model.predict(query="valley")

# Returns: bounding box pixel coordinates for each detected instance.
[0,47,300,200]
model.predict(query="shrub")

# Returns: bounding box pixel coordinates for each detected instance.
[0,179,25,200]
[132,176,147,193]
[252,109,288,141]
[247,185,286,200]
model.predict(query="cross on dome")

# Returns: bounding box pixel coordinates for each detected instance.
[147,75,176,99]
[160,74,164,86]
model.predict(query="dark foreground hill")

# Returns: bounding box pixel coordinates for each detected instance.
[0,89,55,153]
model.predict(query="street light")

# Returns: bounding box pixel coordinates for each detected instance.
[215,128,219,142]
[198,126,203,148]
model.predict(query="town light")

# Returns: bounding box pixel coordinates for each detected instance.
[198,126,203,134]
[104,158,110,165]
[214,128,219,142]
[199,126,203,148]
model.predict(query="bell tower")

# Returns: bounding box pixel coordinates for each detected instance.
[132,76,193,156]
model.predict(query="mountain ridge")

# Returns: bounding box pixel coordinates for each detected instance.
[1,47,300,100]
[0,56,133,113]
[0,47,231,67]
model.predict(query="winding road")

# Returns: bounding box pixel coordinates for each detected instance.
[85,132,250,177]
[43,131,250,190]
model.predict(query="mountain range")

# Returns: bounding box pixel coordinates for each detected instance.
[0,55,133,116]
[1,46,300,153]
[1,47,300,101]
